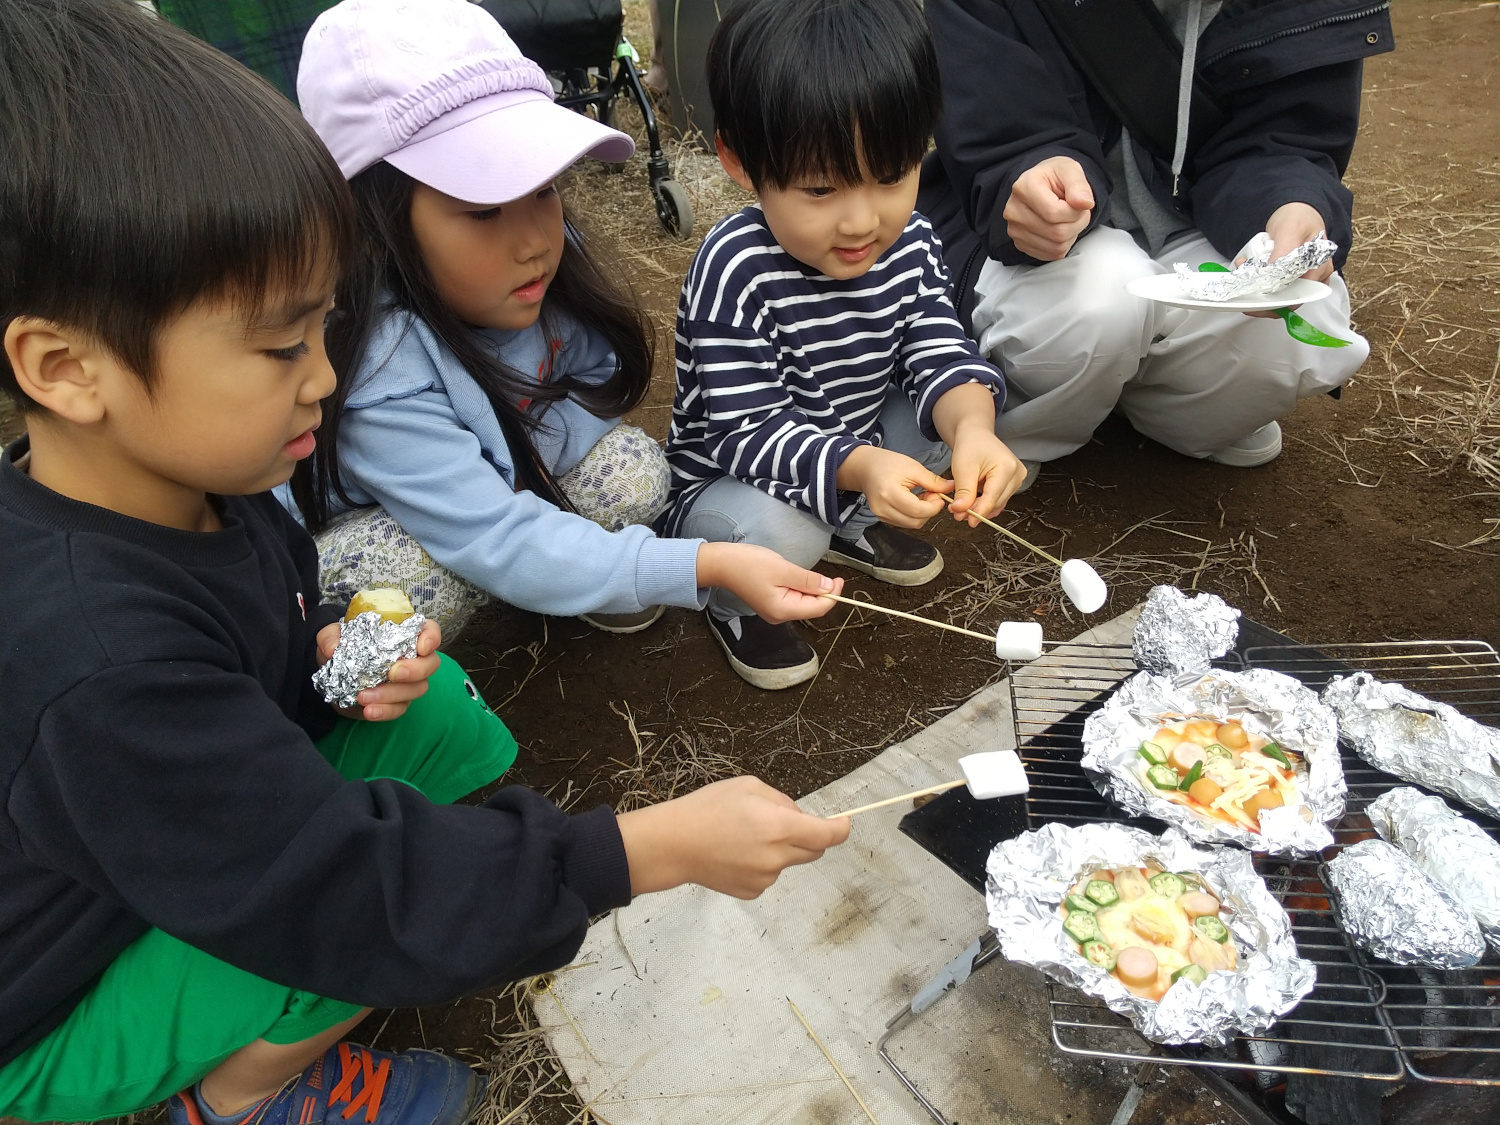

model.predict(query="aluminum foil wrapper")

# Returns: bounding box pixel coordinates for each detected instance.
[985,822,1316,1045]
[1131,585,1241,676]
[1173,231,1337,302]
[1323,672,1500,821]
[1081,669,1345,855]
[1325,838,1486,969]
[1367,787,1500,955]
[311,611,427,709]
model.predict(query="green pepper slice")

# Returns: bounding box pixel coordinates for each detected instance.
[1260,743,1292,769]
[1148,872,1186,899]
[1193,915,1230,943]
[1172,964,1208,986]
[1147,764,1181,790]
[1138,741,1169,766]
[1180,760,1204,792]
[1081,940,1116,970]
[1084,879,1120,907]
[1063,910,1101,943]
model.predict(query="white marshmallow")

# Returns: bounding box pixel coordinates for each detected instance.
[958,750,1030,800]
[994,620,1044,661]
[1060,558,1108,613]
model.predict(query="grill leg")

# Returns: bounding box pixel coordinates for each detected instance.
[1108,1061,1158,1125]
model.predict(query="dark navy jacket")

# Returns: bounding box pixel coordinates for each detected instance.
[918,0,1395,320]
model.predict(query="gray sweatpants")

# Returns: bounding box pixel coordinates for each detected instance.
[972,226,1370,463]
[679,385,951,620]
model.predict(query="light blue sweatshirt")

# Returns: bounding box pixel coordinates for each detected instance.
[278,306,706,617]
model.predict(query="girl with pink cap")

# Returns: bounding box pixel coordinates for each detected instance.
[286,0,842,643]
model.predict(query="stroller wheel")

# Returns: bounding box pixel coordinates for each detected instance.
[654,179,694,239]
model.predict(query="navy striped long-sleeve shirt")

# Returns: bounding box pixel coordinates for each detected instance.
[661,207,1006,533]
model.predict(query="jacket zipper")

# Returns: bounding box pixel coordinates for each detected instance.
[1200,2,1389,68]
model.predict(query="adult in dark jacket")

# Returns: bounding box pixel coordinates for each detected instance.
[919,0,1392,470]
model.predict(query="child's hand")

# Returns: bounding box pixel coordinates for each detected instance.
[316,618,443,722]
[948,427,1027,526]
[835,445,951,528]
[617,776,851,899]
[930,382,1024,525]
[698,542,845,623]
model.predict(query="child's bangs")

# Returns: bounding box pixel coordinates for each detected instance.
[712,0,940,191]
[772,84,935,190]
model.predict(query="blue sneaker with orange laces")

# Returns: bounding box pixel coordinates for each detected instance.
[168,1042,485,1125]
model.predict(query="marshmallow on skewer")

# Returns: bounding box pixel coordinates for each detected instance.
[957,750,1030,799]
[1060,558,1108,613]
[829,750,1029,817]
[995,620,1044,661]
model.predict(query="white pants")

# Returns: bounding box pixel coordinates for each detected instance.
[972,226,1370,462]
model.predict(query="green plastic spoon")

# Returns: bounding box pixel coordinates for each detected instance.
[1196,262,1350,347]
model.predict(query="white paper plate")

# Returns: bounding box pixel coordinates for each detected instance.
[1126,274,1333,312]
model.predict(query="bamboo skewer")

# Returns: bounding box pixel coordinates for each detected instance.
[786,996,882,1125]
[821,592,992,643]
[942,495,1064,566]
[827,780,967,819]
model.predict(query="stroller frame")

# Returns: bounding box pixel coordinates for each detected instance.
[552,45,694,239]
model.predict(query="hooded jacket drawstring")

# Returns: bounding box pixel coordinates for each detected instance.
[1172,0,1204,196]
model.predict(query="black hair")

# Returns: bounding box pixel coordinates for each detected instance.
[0,0,355,409]
[706,0,941,190]
[289,162,655,531]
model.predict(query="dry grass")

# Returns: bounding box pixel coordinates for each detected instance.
[448,979,591,1125]
[916,507,1291,636]
[606,698,741,811]
[1343,169,1500,487]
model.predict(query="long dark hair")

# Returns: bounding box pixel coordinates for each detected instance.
[291,160,653,531]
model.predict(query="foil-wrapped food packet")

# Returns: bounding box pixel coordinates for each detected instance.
[1082,668,1345,856]
[1324,838,1486,969]
[1132,585,1241,676]
[1323,672,1500,820]
[1173,231,1337,302]
[311,611,427,710]
[1367,787,1500,955]
[985,822,1315,1045]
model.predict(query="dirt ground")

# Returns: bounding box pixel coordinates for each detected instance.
[3,2,1492,1123]
[342,4,1500,1122]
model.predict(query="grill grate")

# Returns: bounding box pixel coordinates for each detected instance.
[1008,632,1500,1086]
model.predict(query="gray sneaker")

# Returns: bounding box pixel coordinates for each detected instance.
[579,605,665,634]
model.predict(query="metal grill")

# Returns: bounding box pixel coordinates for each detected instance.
[1008,635,1500,1087]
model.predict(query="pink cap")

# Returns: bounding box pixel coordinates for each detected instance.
[298,0,634,203]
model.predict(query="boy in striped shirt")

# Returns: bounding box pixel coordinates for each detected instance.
[661,0,1029,690]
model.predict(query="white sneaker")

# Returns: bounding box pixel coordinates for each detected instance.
[578,605,665,634]
[1208,422,1282,468]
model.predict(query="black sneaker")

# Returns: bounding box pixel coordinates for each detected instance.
[822,523,944,586]
[705,611,819,690]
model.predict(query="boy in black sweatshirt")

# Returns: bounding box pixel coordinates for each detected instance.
[0,4,848,1124]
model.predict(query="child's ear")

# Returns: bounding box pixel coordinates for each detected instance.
[3,317,110,424]
[715,134,756,193]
